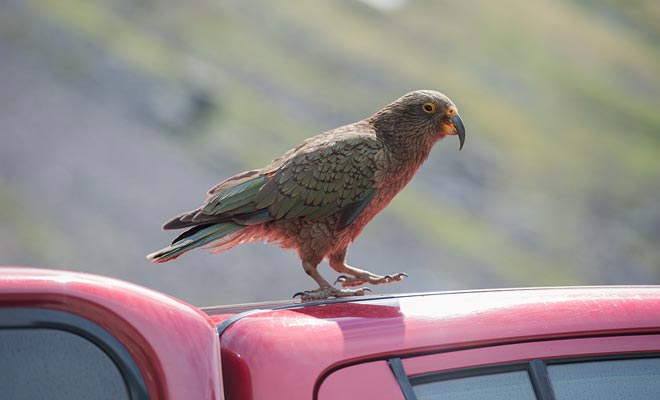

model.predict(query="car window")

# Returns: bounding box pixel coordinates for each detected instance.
[412,370,537,400]
[0,308,148,399]
[548,358,660,400]
[408,357,660,400]
[0,328,129,400]
[398,336,660,400]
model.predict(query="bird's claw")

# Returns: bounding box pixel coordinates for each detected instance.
[293,286,371,301]
[334,271,408,288]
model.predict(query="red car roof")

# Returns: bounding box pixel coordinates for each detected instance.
[206,286,660,343]
[205,286,660,399]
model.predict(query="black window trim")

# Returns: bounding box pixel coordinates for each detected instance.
[529,359,555,400]
[390,352,660,400]
[388,357,416,400]
[0,307,150,400]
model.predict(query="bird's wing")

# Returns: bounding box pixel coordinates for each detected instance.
[254,132,380,230]
[162,169,268,229]
[165,130,381,232]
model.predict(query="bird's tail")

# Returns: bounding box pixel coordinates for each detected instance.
[147,222,244,263]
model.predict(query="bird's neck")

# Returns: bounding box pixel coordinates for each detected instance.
[385,132,441,168]
[375,133,442,191]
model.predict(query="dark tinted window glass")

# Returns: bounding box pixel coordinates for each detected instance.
[548,358,660,399]
[0,328,129,400]
[413,370,537,400]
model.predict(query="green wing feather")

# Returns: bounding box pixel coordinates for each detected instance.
[336,189,376,231]
[150,128,381,264]
[162,132,380,236]
[253,132,380,230]
[202,176,266,215]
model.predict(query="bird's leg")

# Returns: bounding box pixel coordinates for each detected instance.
[294,260,371,301]
[329,249,408,288]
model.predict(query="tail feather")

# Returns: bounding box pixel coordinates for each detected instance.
[205,229,252,254]
[170,223,214,244]
[147,222,244,263]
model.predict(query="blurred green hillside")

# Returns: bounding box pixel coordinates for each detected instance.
[1,0,659,304]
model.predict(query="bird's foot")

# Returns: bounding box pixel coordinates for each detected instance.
[293,286,371,301]
[334,272,408,288]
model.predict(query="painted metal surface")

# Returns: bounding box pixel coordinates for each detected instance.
[2,267,659,400]
[207,287,660,399]
[0,267,223,400]
[318,360,404,400]
[403,334,660,376]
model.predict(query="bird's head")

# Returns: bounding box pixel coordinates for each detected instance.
[371,90,466,150]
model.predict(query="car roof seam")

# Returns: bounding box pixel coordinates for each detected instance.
[216,309,270,337]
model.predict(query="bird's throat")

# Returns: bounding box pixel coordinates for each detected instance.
[386,133,437,167]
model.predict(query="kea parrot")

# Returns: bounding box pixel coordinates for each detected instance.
[147,90,465,300]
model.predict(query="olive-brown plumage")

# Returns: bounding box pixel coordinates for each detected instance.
[147,90,465,299]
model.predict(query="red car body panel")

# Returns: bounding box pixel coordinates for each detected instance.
[1,266,660,399]
[206,288,660,399]
[318,360,403,399]
[403,334,660,376]
[0,267,222,400]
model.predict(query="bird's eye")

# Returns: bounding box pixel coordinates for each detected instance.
[447,107,456,117]
[422,103,436,113]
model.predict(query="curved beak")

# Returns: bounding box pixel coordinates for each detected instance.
[448,113,466,151]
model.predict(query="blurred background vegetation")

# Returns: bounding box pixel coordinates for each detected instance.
[1,0,659,305]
